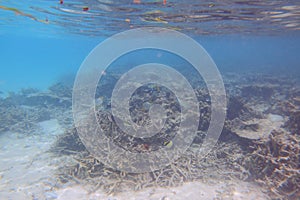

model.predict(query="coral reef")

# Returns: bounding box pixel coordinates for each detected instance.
[49,82,72,98]
[245,130,300,199]
[53,127,250,195]
[0,82,73,134]
[0,72,293,199]
[49,72,300,199]
[52,84,251,195]
[241,85,274,101]
[0,98,51,133]
[51,127,86,155]
[280,94,300,135]
[286,109,300,134]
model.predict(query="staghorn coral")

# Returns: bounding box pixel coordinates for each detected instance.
[52,84,254,195]
[245,130,300,199]
[52,125,250,195]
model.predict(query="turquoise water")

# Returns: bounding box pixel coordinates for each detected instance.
[1,1,300,199]
[0,0,299,92]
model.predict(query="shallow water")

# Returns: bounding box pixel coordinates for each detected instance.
[0,0,300,200]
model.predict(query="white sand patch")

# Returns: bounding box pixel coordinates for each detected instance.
[0,119,66,199]
[232,114,286,140]
[56,180,268,200]
[38,119,65,136]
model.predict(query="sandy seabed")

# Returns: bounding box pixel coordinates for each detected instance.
[0,119,269,200]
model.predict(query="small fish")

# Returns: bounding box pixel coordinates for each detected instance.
[143,143,150,151]
[123,120,131,127]
[209,3,215,8]
[164,141,173,148]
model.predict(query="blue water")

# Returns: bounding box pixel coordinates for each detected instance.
[0,34,98,92]
[0,1,300,93]
[1,34,299,93]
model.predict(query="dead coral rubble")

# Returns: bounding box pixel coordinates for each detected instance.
[51,74,300,199]
[0,98,51,133]
[52,126,250,195]
[245,130,300,199]
[0,83,73,134]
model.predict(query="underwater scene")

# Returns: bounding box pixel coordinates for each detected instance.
[0,0,300,200]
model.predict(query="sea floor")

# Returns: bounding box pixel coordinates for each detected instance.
[0,121,268,200]
[0,71,299,200]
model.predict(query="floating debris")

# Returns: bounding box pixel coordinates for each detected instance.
[140,16,168,24]
[82,6,89,12]
[0,5,49,24]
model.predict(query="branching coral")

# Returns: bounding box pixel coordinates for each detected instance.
[245,130,300,199]
[52,126,250,195]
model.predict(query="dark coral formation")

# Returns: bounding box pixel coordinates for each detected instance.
[51,127,86,155]
[0,83,72,134]
[0,97,51,133]
[49,82,72,98]
[227,96,248,120]
[241,85,274,101]
[280,96,300,135]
